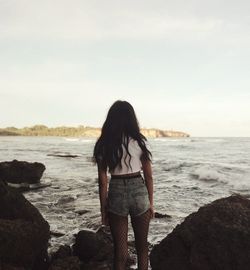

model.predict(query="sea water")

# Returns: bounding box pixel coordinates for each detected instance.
[0,136,250,252]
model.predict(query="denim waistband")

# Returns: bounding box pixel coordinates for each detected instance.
[111,172,141,180]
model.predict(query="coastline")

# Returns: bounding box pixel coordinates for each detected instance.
[0,125,190,138]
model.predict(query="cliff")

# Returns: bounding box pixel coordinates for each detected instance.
[141,128,189,138]
[0,125,190,138]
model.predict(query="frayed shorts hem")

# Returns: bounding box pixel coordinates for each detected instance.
[107,207,150,218]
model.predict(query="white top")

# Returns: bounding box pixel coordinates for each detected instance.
[110,137,143,175]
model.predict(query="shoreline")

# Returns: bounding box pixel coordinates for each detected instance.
[0,125,190,138]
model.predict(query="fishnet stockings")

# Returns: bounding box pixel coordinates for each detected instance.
[108,209,151,270]
[108,212,129,270]
[131,209,151,270]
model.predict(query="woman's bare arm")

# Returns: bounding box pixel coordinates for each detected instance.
[141,158,154,210]
[97,163,108,224]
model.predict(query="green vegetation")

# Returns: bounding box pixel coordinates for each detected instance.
[0,125,100,137]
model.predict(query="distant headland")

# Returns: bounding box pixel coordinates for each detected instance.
[0,125,190,138]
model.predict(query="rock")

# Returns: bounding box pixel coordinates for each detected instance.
[48,256,80,270]
[72,228,113,263]
[80,261,111,270]
[50,231,65,237]
[72,227,136,269]
[0,160,46,184]
[0,264,25,270]
[75,209,90,215]
[150,194,250,270]
[0,181,50,269]
[47,154,79,158]
[51,245,72,261]
[154,212,172,218]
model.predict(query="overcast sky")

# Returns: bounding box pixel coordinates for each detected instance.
[0,0,250,136]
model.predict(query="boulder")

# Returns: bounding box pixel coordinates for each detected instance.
[0,264,25,270]
[51,245,72,261]
[0,181,50,269]
[48,256,80,270]
[72,227,113,263]
[72,227,136,269]
[150,194,250,270]
[0,160,45,184]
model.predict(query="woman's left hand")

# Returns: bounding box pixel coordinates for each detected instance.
[149,204,155,219]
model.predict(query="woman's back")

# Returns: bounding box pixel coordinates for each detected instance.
[110,137,143,175]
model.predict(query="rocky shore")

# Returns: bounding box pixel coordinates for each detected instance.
[0,160,50,191]
[1,160,250,270]
[150,194,250,270]
[0,125,190,138]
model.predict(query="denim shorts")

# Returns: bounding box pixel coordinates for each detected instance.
[107,174,150,217]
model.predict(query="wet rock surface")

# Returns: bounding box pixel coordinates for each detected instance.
[0,181,50,269]
[48,256,80,270]
[72,227,113,263]
[150,194,250,270]
[0,160,45,184]
[154,211,172,218]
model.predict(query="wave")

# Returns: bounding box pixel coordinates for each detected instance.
[232,173,250,191]
[163,161,194,172]
[63,138,94,143]
[7,182,51,190]
[64,138,80,142]
[80,139,95,143]
[190,138,228,143]
[191,166,225,182]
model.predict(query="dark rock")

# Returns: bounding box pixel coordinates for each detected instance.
[0,160,45,184]
[47,154,79,158]
[50,231,65,237]
[154,212,172,218]
[48,256,80,270]
[0,264,25,270]
[0,181,50,269]
[75,209,90,215]
[51,245,72,261]
[80,261,111,270]
[72,228,113,263]
[72,226,136,269]
[150,194,250,270]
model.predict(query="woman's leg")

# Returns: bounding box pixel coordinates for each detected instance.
[131,209,151,270]
[108,212,128,270]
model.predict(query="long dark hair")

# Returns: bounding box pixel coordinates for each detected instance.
[93,100,152,171]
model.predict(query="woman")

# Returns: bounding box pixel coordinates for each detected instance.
[93,100,154,270]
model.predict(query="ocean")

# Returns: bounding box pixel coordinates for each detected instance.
[0,136,250,254]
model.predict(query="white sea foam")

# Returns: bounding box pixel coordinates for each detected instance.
[7,182,29,188]
[163,162,183,171]
[80,139,94,143]
[153,138,168,142]
[63,138,94,143]
[163,161,193,171]
[191,166,225,182]
[231,173,250,191]
[64,138,80,142]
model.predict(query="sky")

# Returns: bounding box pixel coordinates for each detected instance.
[0,0,250,137]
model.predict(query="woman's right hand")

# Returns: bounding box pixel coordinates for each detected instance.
[101,209,109,226]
